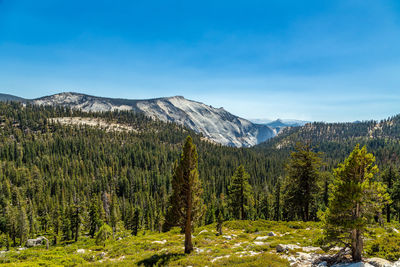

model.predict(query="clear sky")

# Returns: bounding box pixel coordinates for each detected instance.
[1,0,400,122]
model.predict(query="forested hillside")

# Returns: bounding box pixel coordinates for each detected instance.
[257,117,400,168]
[0,102,284,247]
[2,102,400,265]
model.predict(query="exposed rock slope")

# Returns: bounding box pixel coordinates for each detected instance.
[31,92,275,147]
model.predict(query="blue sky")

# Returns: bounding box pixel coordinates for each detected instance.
[1,0,400,122]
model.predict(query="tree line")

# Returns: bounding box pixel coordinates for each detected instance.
[0,102,398,260]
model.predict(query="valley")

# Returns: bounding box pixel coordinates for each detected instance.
[0,99,400,266]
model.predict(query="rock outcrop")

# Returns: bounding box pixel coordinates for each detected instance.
[26,236,49,248]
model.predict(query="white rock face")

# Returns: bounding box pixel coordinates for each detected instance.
[32,92,276,147]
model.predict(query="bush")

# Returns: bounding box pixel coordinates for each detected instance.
[95,223,113,246]
[365,233,400,261]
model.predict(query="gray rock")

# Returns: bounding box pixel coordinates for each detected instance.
[331,263,374,267]
[302,246,321,252]
[195,247,205,253]
[367,257,393,267]
[222,235,232,240]
[268,231,277,236]
[26,236,49,247]
[296,252,311,261]
[276,244,301,253]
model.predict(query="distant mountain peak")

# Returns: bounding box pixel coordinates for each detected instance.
[24,92,276,147]
[168,95,185,100]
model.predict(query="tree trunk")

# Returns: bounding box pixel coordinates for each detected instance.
[387,204,391,223]
[184,187,193,254]
[75,223,79,242]
[351,229,363,261]
[240,182,244,220]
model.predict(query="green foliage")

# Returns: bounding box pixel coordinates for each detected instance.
[132,207,140,236]
[228,165,253,220]
[365,231,400,261]
[95,223,113,246]
[282,143,322,221]
[163,136,204,254]
[88,199,102,238]
[322,145,390,261]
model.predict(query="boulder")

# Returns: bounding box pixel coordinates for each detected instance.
[195,247,205,253]
[76,249,86,253]
[268,231,277,236]
[367,257,393,267]
[302,246,321,252]
[211,255,230,263]
[331,263,374,267]
[198,230,208,235]
[276,244,301,253]
[222,235,232,240]
[296,252,311,261]
[26,236,49,248]
[255,236,269,241]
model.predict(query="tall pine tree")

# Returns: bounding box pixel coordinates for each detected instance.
[322,145,390,262]
[163,136,204,254]
[283,142,322,221]
[228,165,252,220]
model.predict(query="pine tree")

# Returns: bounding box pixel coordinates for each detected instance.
[216,210,223,236]
[322,145,390,262]
[163,136,204,254]
[228,165,252,220]
[260,193,270,220]
[110,195,118,238]
[95,223,112,247]
[273,179,281,221]
[51,208,61,245]
[283,142,322,221]
[391,171,400,222]
[17,205,29,246]
[5,204,17,246]
[88,199,102,238]
[61,207,72,241]
[382,166,396,223]
[132,207,140,236]
[70,203,82,242]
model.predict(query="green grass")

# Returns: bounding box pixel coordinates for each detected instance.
[1,220,399,266]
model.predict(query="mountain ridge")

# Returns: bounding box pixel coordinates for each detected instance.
[0,92,276,147]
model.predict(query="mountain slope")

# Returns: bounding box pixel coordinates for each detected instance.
[0,93,26,102]
[31,92,276,147]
